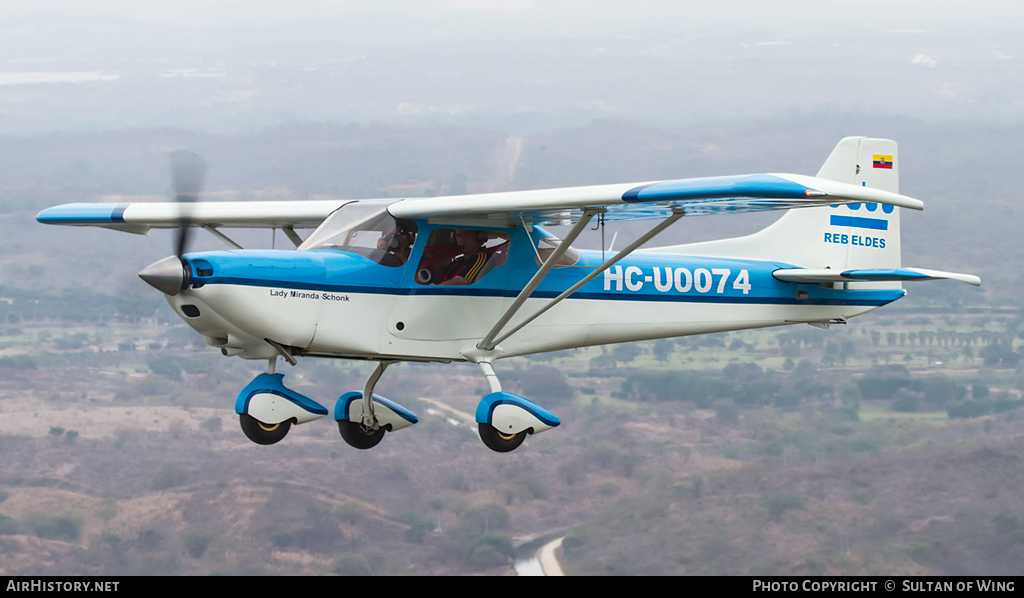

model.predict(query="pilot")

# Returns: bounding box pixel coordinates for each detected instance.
[377,224,415,265]
[438,229,488,286]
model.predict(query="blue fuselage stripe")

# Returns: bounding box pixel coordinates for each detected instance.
[198,276,895,307]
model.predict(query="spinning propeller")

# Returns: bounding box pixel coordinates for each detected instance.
[169,150,208,259]
[137,151,208,296]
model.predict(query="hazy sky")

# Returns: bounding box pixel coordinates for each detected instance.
[0,1,1022,133]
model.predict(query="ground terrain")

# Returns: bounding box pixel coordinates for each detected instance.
[0,309,1021,575]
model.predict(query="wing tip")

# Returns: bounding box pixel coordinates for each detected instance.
[37,203,127,225]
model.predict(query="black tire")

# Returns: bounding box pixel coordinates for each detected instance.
[239,413,291,445]
[338,420,386,450]
[478,423,528,453]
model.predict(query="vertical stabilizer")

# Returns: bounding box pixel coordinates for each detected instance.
[648,137,903,286]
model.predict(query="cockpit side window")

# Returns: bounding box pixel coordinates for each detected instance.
[299,202,416,268]
[415,229,511,285]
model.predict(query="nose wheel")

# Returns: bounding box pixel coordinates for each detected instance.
[239,413,292,445]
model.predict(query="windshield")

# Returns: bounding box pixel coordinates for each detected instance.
[534,234,580,268]
[298,201,416,267]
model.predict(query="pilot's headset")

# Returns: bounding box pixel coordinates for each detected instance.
[453,229,488,246]
[385,227,414,250]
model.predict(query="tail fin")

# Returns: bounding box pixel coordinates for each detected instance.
[757,136,901,272]
[653,137,903,277]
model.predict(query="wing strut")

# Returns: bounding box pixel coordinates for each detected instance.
[202,225,243,249]
[476,207,685,352]
[476,208,603,352]
[282,226,304,248]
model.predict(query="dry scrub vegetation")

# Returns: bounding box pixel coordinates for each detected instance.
[0,340,1022,575]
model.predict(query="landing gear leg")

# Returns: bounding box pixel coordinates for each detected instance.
[359,361,393,431]
[336,361,403,450]
[476,361,518,450]
[480,361,502,394]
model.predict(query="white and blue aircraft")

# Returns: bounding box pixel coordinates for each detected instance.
[37,137,979,452]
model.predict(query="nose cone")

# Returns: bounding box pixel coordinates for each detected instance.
[139,255,191,296]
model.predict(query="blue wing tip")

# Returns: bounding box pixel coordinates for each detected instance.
[36,204,127,225]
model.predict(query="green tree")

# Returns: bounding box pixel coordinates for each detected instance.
[468,544,508,569]
[923,376,966,407]
[200,417,222,433]
[336,502,368,526]
[148,356,183,381]
[652,339,674,363]
[332,552,371,576]
[516,366,575,404]
[762,494,805,521]
[461,503,509,533]
[400,512,435,544]
[183,528,214,559]
[150,461,189,491]
[25,512,83,541]
[94,498,118,529]
[612,343,643,365]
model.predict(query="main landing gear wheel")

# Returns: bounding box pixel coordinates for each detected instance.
[338,420,386,450]
[239,414,292,445]
[478,423,528,453]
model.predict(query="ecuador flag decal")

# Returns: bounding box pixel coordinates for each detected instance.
[872,154,893,169]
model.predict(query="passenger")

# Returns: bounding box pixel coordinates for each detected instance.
[438,229,488,285]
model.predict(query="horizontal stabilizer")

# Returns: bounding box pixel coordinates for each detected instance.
[773,267,981,287]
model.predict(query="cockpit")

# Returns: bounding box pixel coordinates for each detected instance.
[299,201,579,287]
[298,201,416,268]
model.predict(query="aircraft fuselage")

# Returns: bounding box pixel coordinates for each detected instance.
[166,221,904,363]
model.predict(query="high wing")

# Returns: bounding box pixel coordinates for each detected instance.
[388,173,923,226]
[36,172,923,234]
